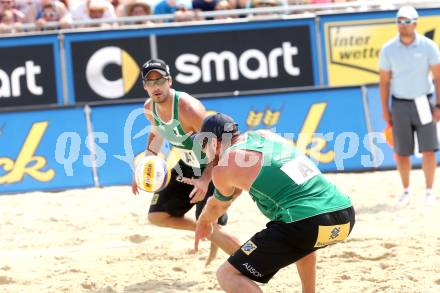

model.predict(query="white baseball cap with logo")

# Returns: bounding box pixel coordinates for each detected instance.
[396,6,418,20]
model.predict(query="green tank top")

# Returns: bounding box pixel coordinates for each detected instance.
[152,90,204,168]
[220,132,352,223]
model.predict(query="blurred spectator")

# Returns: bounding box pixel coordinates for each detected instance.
[174,4,200,22]
[35,0,71,29]
[71,0,116,27]
[0,0,25,22]
[192,0,217,12]
[247,0,285,8]
[127,0,150,16]
[15,0,38,23]
[114,0,128,16]
[87,0,114,27]
[228,0,246,9]
[0,8,22,33]
[192,0,217,20]
[214,0,235,20]
[153,0,192,15]
[124,0,153,24]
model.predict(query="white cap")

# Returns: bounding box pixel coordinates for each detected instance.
[396,6,418,20]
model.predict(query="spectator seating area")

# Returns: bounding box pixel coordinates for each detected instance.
[0,0,438,33]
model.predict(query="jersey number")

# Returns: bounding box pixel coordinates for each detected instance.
[280,156,320,185]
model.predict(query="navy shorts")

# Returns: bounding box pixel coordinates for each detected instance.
[227,206,355,283]
[148,160,227,225]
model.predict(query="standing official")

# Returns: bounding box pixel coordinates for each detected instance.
[379,5,440,207]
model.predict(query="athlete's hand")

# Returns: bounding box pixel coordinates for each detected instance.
[182,177,209,204]
[131,178,139,195]
[194,220,213,252]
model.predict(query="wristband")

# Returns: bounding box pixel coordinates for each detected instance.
[214,189,234,201]
[435,104,440,109]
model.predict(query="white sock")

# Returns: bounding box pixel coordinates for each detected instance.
[426,189,433,196]
[403,188,411,195]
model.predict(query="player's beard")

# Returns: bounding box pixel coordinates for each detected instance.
[152,90,169,104]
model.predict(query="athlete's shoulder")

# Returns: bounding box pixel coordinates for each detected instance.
[177,91,203,108]
[144,98,152,110]
[143,98,154,122]
[177,90,206,122]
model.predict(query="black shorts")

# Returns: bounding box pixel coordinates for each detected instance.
[228,206,355,283]
[148,160,227,225]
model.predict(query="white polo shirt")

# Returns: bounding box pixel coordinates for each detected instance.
[379,32,440,99]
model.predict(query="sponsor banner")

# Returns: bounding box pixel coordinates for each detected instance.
[92,87,375,189]
[64,19,318,103]
[321,9,440,86]
[203,87,373,172]
[0,36,61,107]
[156,22,316,94]
[66,35,151,103]
[1,86,412,193]
[0,108,93,194]
[85,103,149,186]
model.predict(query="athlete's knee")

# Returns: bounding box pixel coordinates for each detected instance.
[217,261,238,285]
[147,212,171,227]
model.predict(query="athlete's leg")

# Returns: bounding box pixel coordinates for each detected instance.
[296,251,316,293]
[217,261,263,293]
[147,211,195,231]
[210,224,241,255]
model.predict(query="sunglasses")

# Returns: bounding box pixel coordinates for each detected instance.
[143,76,169,87]
[396,19,416,25]
[43,11,56,18]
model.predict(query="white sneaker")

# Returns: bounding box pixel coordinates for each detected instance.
[396,192,411,208]
[425,192,436,206]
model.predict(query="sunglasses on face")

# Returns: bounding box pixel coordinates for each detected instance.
[143,76,169,87]
[396,19,415,25]
[43,11,56,18]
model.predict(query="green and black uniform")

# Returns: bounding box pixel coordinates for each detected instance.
[148,90,227,224]
[219,132,355,283]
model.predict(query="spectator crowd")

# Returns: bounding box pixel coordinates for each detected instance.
[0,0,399,33]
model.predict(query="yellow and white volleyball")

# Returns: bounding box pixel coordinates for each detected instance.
[134,155,171,193]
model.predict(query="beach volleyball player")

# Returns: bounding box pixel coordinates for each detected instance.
[131,59,240,261]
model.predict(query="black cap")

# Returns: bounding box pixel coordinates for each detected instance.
[142,59,170,79]
[200,113,239,140]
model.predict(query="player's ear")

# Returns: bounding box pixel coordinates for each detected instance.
[168,76,173,86]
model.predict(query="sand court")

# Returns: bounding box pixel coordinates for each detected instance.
[1,169,440,292]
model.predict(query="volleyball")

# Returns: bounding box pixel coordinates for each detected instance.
[134,155,171,193]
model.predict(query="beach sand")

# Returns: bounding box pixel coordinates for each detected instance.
[1,169,440,293]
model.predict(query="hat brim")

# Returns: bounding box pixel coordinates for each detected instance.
[143,69,168,78]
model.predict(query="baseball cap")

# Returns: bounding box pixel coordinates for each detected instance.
[200,113,239,140]
[396,6,418,20]
[142,59,170,79]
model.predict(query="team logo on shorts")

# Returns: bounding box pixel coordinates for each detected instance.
[241,240,257,255]
[314,223,350,248]
[329,227,341,239]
